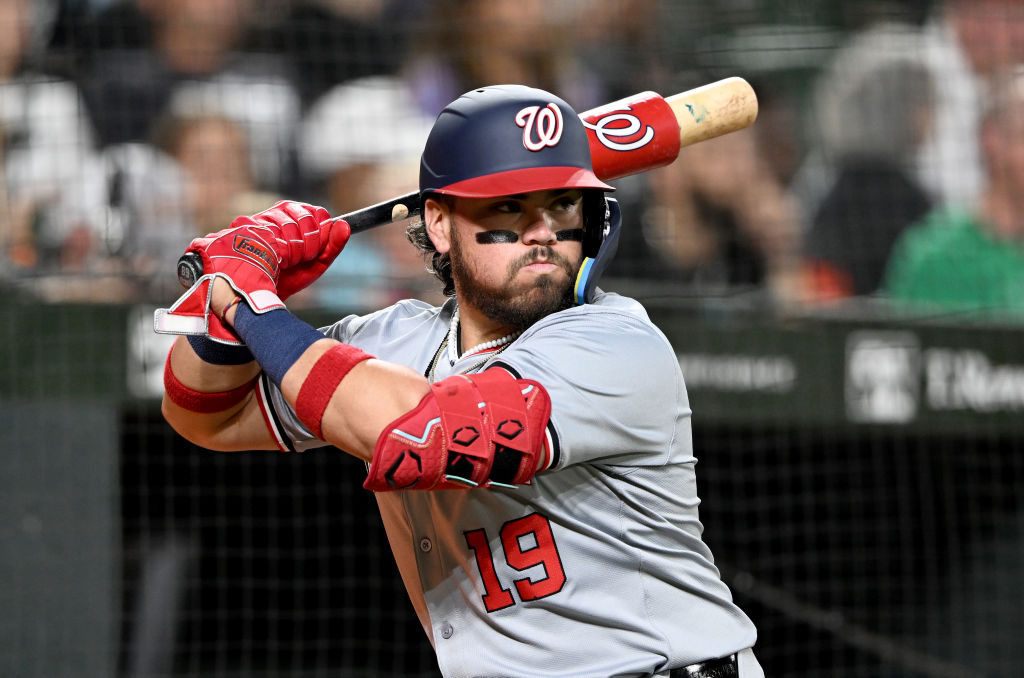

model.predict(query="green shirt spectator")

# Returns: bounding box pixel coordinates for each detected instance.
[883,208,1024,314]
[884,65,1024,318]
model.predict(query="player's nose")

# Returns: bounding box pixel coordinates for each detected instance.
[521,210,558,246]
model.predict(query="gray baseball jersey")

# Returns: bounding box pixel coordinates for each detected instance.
[259,291,759,677]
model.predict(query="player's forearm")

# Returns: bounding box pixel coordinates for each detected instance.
[161,336,267,450]
[275,339,430,461]
[216,284,430,461]
[168,335,259,393]
[161,391,272,451]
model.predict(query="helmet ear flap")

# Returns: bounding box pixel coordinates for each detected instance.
[581,190,609,258]
[574,197,622,305]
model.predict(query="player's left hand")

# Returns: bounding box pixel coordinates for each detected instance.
[155,220,286,345]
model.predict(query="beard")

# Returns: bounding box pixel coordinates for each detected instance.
[449,226,580,333]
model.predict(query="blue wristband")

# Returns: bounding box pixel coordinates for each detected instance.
[187,335,254,365]
[232,304,325,386]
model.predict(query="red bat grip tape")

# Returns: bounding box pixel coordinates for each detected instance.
[582,91,681,181]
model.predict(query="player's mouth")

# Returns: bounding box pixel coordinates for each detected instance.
[510,248,573,280]
[522,261,559,273]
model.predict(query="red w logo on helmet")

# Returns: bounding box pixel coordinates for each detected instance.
[515,103,564,151]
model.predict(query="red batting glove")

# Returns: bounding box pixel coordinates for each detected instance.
[155,220,286,344]
[230,201,351,300]
[154,201,350,345]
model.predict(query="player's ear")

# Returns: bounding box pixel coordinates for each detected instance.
[424,196,452,254]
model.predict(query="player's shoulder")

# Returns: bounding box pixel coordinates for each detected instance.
[319,297,449,343]
[500,292,683,414]
[542,290,657,332]
[526,291,674,354]
[364,297,445,324]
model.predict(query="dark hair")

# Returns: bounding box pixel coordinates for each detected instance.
[406,194,455,297]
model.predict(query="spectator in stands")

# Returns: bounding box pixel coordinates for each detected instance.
[568,0,667,102]
[153,111,277,238]
[608,113,803,305]
[800,24,935,302]
[883,68,1024,316]
[0,0,100,277]
[76,0,300,192]
[73,142,192,301]
[41,109,279,303]
[916,0,1024,210]
[401,0,606,116]
[252,0,403,107]
[116,108,279,298]
[296,75,442,310]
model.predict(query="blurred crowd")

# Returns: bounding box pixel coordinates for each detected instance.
[2,0,1024,320]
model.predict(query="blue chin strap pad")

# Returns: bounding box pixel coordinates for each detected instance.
[573,198,622,305]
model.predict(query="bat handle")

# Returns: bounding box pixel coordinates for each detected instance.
[177,251,204,289]
[173,191,422,288]
[339,190,420,234]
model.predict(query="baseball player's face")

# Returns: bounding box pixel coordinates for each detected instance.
[430,189,585,330]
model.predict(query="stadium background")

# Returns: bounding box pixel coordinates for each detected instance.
[2,1,1022,677]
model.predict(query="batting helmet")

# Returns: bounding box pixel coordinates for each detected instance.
[420,85,613,195]
[419,85,621,303]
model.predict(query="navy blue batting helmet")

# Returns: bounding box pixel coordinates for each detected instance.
[419,84,614,199]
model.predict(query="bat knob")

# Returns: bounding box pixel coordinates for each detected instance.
[177,252,204,289]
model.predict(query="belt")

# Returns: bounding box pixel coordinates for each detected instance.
[669,653,738,678]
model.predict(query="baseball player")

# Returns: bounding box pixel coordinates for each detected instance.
[159,85,763,677]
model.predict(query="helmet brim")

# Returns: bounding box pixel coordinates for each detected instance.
[429,166,614,198]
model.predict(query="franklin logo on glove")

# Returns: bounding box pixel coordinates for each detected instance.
[233,235,279,276]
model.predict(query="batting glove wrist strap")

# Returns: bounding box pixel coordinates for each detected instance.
[154,272,285,345]
[365,368,551,492]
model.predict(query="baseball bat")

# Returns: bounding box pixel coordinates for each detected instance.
[176,77,758,288]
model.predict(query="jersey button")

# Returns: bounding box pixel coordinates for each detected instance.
[419,538,432,552]
[440,622,454,639]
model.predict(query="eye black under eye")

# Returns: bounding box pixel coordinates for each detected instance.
[556,229,584,242]
[476,230,519,244]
